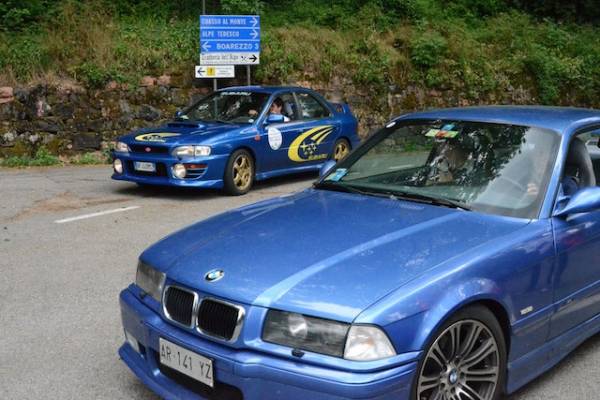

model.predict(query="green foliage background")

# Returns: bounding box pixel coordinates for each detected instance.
[1,0,600,105]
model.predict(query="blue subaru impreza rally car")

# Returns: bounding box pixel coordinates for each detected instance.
[111,86,359,194]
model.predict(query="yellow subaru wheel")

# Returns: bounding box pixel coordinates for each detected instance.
[333,138,351,161]
[224,149,254,195]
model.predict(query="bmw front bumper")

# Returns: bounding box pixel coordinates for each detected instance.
[119,288,417,400]
[111,151,229,188]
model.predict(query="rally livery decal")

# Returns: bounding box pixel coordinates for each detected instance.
[288,126,334,162]
[135,132,181,142]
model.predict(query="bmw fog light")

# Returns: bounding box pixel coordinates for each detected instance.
[172,163,187,179]
[113,159,123,174]
[124,330,140,353]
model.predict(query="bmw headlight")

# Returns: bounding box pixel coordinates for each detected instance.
[135,261,166,302]
[262,310,396,360]
[172,145,211,158]
[115,141,130,153]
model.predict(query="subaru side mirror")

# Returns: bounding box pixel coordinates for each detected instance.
[265,114,285,125]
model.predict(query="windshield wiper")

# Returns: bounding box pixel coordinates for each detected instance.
[313,181,368,195]
[314,181,399,199]
[390,191,471,211]
[314,181,470,210]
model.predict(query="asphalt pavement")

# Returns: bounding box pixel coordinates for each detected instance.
[1,165,599,399]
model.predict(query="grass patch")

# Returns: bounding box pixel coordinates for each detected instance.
[69,151,111,165]
[0,147,60,167]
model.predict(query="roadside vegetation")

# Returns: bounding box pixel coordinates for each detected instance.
[0,0,600,104]
[0,147,110,167]
[1,0,600,105]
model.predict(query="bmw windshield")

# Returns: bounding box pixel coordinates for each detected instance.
[178,91,270,124]
[318,120,559,219]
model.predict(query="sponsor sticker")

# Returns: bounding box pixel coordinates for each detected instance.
[288,126,333,162]
[267,127,283,150]
[425,129,459,139]
[326,168,348,182]
[135,132,181,142]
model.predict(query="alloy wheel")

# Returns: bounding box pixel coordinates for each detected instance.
[417,320,500,400]
[232,154,252,191]
[333,140,350,161]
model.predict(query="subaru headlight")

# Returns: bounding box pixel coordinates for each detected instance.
[115,141,130,153]
[262,310,396,360]
[135,261,166,302]
[172,145,211,158]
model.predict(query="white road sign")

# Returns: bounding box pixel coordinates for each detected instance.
[195,65,235,78]
[200,52,259,66]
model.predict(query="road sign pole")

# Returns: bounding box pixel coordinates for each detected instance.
[246,65,251,86]
[213,78,217,92]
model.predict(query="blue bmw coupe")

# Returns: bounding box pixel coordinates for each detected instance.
[119,106,600,400]
[111,86,359,195]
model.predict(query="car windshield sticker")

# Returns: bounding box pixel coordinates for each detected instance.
[288,126,334,162]
[135,132,181,142]
[267,127,283,150]
[425,129,459,139]
[326,168,348,181]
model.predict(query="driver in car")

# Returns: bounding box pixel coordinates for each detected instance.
[428,141,469,184]
[248,97,291,122]
[268,98,290,122]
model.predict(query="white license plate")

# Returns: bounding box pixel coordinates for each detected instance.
[134,161,156,172]
[159,338,214,388]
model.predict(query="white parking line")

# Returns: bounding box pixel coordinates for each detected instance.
[54,206,141,224]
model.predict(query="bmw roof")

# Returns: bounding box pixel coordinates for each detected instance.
[395,106,600,135]
[218,85,315,94]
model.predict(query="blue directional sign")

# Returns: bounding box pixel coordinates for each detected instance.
[199,15,260,65]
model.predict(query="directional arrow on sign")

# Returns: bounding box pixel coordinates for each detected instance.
[249,54,257,62]
[250,29,259,39]
[251,16,258,27]
[202,42,211,52]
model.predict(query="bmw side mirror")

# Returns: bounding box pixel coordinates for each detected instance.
[265,114,285,125]
[319,160,337,178]
[174,109,183,118]
[554,186,600,218]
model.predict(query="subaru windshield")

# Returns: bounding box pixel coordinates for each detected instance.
[178,91,270,124]
[317,120,559,219]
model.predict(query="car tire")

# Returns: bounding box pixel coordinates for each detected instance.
[413,305,507,400]
[332,138,351,162]
[224,149,255,196]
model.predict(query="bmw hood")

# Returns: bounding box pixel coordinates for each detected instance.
[120,121,246,145]
[142,189,529,322]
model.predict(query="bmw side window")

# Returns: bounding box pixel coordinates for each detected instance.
[296,92,331,120]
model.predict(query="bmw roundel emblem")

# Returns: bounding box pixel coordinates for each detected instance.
[205,269,224,282]
[145,147,151,152]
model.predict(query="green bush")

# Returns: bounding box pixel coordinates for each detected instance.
[221,0,264,14]
[410,31,448,69]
